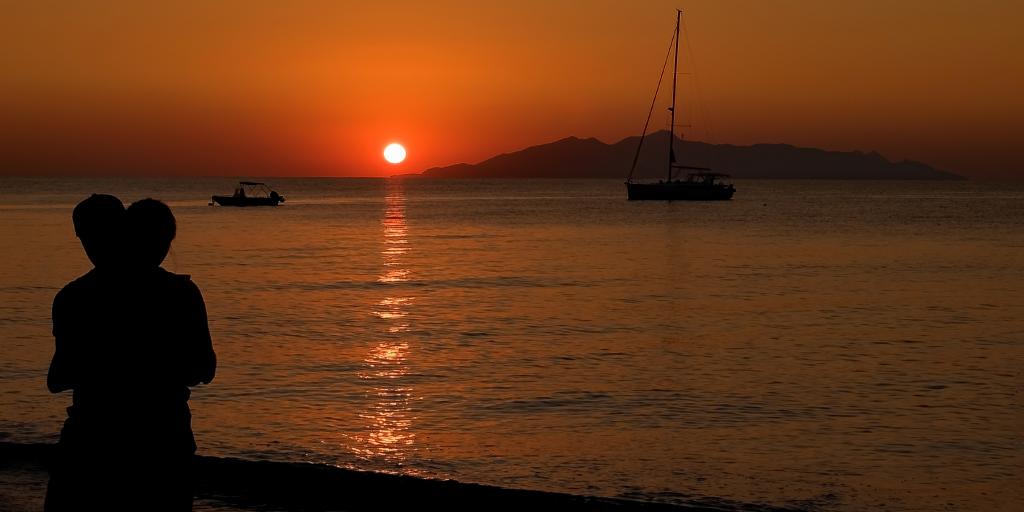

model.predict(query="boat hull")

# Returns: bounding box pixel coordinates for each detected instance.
[625,182,735,201]
[211,195,283,207]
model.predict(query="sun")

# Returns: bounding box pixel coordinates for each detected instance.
[383,143,407,164]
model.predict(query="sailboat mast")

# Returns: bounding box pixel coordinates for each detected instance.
[668,9,681,182]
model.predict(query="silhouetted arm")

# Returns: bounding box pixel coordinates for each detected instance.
[183,281,216,386]
[47,289,76,393]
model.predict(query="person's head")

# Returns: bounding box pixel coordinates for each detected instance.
[72,194,125,268]
[126,198,176,268]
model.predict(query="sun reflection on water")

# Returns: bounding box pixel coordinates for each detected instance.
[352,179,418,467]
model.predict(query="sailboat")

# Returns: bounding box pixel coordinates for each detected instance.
[625,10,735,201]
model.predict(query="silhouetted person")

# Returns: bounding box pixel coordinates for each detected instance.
[46,196,216,512]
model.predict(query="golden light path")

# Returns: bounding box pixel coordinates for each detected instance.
[353,178,417,468]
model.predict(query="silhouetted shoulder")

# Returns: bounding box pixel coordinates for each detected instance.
[54,270,99,304]
[52,269,104,335]
[51,281,75,332]
[175,273,203,296]
[156,271,206,305]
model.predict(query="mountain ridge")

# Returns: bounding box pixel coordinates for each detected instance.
[407,131,963,180]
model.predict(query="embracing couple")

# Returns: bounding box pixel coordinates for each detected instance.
[46,195,216,512]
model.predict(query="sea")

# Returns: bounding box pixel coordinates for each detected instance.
[1,177,1021,511]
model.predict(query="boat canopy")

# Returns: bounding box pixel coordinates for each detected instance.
[212,181,285,206]
[231,181,279,199]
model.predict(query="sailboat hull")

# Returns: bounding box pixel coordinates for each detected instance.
[625,182,735,201]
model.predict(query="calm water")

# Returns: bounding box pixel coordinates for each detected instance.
[1,178,1021,511]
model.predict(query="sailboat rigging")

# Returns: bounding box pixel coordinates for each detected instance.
[625,10,735,201]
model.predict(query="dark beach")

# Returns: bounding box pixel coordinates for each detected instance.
[0,442,799,512]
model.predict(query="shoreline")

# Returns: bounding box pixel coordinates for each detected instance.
[0,442,799,511]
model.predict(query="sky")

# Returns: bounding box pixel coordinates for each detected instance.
[1,0,1021,178]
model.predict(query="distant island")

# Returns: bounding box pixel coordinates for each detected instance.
[408,131,963,180]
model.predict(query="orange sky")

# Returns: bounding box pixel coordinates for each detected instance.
[1,1,1021,178]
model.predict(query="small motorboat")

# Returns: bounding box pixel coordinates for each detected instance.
[212,182,285,207]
